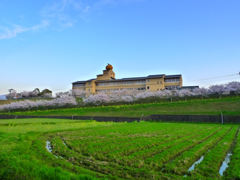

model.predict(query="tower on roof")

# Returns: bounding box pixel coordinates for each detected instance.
[106,64,113,71]
[96,64,115,80]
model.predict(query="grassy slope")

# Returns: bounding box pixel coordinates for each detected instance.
[2,96,240,117]
[0,100,15,105]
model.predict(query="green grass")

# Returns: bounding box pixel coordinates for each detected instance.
[2,96,240,117]
[1,118,240,179]
[0,118,112,180]
[224,128,240,179]
[190,126,237,179]
[0,100,15,105]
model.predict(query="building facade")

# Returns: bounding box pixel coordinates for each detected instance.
[72,64,183,96]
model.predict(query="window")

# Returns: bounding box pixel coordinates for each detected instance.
[165,78,180,83]
[96,80,146,86]
[165,86,179,90]
[74,84,85,87]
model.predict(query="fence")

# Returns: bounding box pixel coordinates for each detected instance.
[0,114,239,124]
[146,114,240,124]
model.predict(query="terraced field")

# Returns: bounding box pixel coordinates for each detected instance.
[1,118,240,179]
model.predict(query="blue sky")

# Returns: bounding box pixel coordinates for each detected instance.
[0,0,240,94]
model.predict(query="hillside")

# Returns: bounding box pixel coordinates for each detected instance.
[2,96,240,117]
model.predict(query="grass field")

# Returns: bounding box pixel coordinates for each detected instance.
[2,96,240,117]
[0,99,16,105]
[1,118,240,179]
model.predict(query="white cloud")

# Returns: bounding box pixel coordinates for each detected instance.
[0,0,144,40]
[0,20,49,40]
[41,0,90,28]
[41,0,144,28]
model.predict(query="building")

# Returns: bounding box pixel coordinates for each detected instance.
[72,64,187,96]
[0,95,7,100]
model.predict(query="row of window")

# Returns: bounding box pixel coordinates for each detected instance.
[96,87,146,92]
[76,86,182,92]
[74,84,85,87]
[96,80,146,86]
[165,86,180,90]
[164,79,180,83]
[74,79,179,88]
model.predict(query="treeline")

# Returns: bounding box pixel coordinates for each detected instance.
[0,81,240,111]
[82,81,240,105]
[0,94,77,112]
[6,88,52,99]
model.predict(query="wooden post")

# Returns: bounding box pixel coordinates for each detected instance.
[139,114,144,122]
[221,112,224,124]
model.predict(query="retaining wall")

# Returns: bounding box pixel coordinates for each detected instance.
[147,114,240,124]
[0,115,139,122]
[0,114,239,124]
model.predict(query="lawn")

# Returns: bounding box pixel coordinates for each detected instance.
[0,118,240,179]
[2,96,240,117]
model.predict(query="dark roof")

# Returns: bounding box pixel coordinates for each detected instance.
[181,86,199,89]
[165,74,182,79]
[147,74,165,79]
[72,79,96,84]
[120,77,147,81]
[72,81,86,84]
[72,74,181,84]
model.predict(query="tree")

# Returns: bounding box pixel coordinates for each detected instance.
[209,85,225,96]
[31,88,40,97]
[40,89,52,98]
[6,89,17,99]
[225,82,240,95]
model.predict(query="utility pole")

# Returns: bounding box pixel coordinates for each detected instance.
[221,112,224,125]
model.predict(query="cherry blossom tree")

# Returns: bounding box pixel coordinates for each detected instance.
[72,89,86,98]
[225,82,240,94]
[209,85,225,95]
[6,89,17,99]
[0,96,77,111]
[1,81,240,110]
